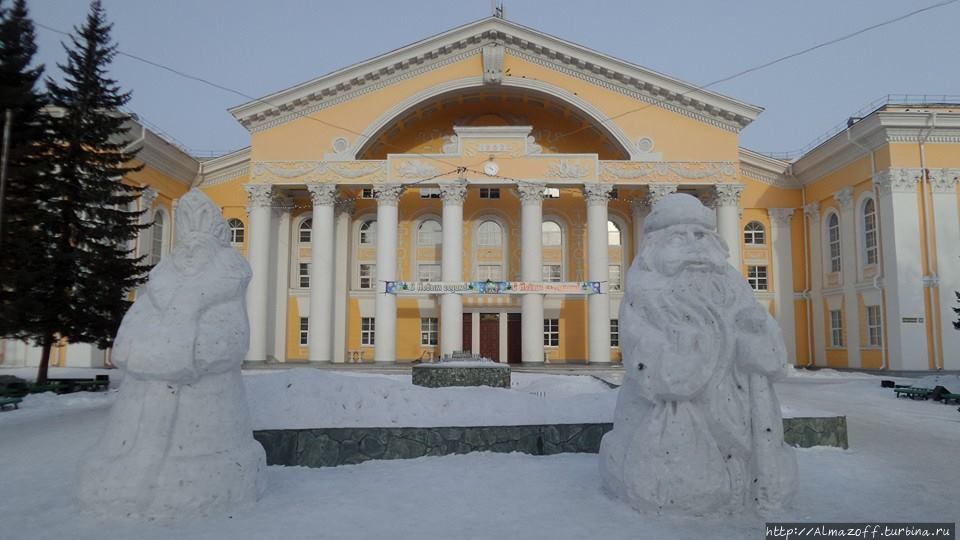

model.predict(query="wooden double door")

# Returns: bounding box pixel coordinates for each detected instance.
[462,313,522,363]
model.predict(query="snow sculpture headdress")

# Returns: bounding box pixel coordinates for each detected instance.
[174,189,231,246]
[643,192,716,233]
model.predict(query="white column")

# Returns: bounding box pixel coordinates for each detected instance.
[715,184,744,267]
[517,182,546,364]
[584,184,613,364]
[834,187,861,368]
[439,181,468,357]
[333,198,354,363]
[243,184,273,362]
[804,203,826,366]
[769,208,797,364]
[271,196,292,362]
[928,169,960,369]
[137,187,158,259]
[306,183,338,362]
[631,198,648,261]
[374,184,403,363]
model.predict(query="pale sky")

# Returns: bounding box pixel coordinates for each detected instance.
[27,0,960,158]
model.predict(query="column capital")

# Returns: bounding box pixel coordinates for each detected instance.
[244,183,273,208]
[140,187,158,208]
[306,182,338,206]
[373,183,404,206]
[516,181,546,204]
[833,186,854,210]
[928,168,960,193]
[803,201,820,218]
[272,196,293,216]
[768,208,796,227]
[713,183,744,207]
[631,197,651,212]
[874,168,921,195]
[647,183,678,205]
[335,197,355,217]
[439,180,469,205]
[583,183,613,206]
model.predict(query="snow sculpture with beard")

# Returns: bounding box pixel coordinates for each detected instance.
[77,189,266,519]
[599,193,796,515]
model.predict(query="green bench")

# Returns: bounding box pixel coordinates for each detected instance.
[938,393,960,405]
[893,387,932,399]
[0,396,22,410]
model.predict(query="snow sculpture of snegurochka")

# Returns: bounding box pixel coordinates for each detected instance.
[599,193,797,515]
[77,188,266,519]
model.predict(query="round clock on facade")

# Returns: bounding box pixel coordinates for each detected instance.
[483,161,499,176]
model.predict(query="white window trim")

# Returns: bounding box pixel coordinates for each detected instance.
[743,220,766,246]
[227,218,245,245]
[298,217,313,244]
[472,214,509,280]
[150,206,170,264]
[352,214,378,290]
[541,216,568,281]
[543,318,560,348]
[856,193,879,275]
[823,211,842,276]
[829,309,844,349]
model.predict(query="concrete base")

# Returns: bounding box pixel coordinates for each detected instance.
[412,363,511,388]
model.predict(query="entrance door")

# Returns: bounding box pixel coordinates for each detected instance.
[462,313,472,352]
[507,313,521,364]
[479,313,500,362]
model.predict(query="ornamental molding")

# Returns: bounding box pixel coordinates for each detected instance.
[140,187,158,208]
[135,128,199,185]
[583,183,613,206]
[927,168,960,193]
[803,202,820,218]
[833,187,854,209]
[373,183,404,206]
[768,208,795,227]
[397,160,441,180]
[200,164,249,187]
[243,184,273,208]
[516,182,547,204]
[873,168,921,195]
[545,160,591,179]
[713,183,744,207]
[482,43,504,84]
[306,182,338,206]
[251,161,386,183]
[438,181,468,204]
[647,183,678,205]
[600,161,738,183]
[196,147,251,188]
[335,197,356,216]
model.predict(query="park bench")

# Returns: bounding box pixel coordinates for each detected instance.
[893,387,932,399]
[939,393,960,405]
[0,396,22,410]
[47,376,109,393]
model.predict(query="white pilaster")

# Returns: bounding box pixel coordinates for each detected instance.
[517,182,546,364]
[928,169,960,369]
[439,181,468,357]
[243,184,273,362]
[875,169,928,370]
[769,208,797,364]
[715,184,744,267]
[804,203,826,366]
[834,187,861,368]
[374,184,403,363]
[585,183,613,364]
[333,198,354,363]
[306,183,338,362]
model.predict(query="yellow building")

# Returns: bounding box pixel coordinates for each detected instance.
[2,17,958,371]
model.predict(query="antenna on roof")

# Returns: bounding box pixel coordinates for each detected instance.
[491,0,505,18]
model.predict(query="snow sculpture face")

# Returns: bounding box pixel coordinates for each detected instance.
[641,223,727,277]
[171,232,219,276]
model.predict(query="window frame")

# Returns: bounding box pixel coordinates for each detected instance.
[477,220,502,247]
[542,264,562,283]
[359,263,376,290]
[299,262,310,289]
[829,309,844,348]
[607,220,622,247]
[744,221,766,246]
[542,220,562,247]
[479,187,500,199]
[417,219,442,247]
[543,318,560,347]
[866,305,882,347]
[418,263,441,283]
[150,210,165,265]
[361,317,375,345]
[359,220,377,245]
[747,265,768,291]
[610,319,619,347]
[608,264,622,291]
[827,212,841,273]
[477,264,502,281]
[420,317,438,346]
[862,198,878,267]
[299,317,309,346]
[299,218,312,244]
[227,218,245,245]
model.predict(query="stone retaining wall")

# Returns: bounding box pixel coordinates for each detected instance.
[254,416,846,468]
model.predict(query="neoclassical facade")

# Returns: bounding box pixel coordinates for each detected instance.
[2,17,958,370]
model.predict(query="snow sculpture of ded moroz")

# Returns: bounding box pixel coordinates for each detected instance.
[77,188,266,519]
[599,193,797,515]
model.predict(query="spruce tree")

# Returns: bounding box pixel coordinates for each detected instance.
[38,0,146,383]
[0,0,62,379]
[953,291,959,331]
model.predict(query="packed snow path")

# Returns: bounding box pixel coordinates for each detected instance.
[1,370,958,539]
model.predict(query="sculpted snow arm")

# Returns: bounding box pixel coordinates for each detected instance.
[734,303,788,378]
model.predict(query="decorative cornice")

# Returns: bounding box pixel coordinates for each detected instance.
[140,187,158,208]
[647,183,678,205]
[251,160,386,184]
[373,183,404,206]
[545,160,590,179]
[928,168,960,193]
[196,147,251,187]
[306,182,338,206]
[803,202,820,218]
[397,160,441,180]
[738,147,798,189]
[438,181,468,205]
[583,183,613,206]
[874,168,921,195]
[133,126,199,185]
[713,183,744,207]
[244,184,273,208]
[516,182,547,204]
[600,161,738,184]
[768,208,795,227]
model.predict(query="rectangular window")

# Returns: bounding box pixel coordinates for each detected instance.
[299,262,310,289]
[361,188,374,199]
[418,264,441,283]
[361,317,375,345]
[610,319,619,347]
[299,317,309,346]
[479,188,500,199]
[543,187,560,198]
[544,318,559,347]
[420,188,441,199]
[608,265,622,291]
[829,309,844,348]
[867,305,882,347]
[359,264,376,289]
[477,264,502,281]
[420,318,438,346]
[542,264,562,282]
[747,265,768,291]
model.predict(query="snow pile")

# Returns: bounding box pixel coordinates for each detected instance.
[914,374,960,391]
[244,369,617,429]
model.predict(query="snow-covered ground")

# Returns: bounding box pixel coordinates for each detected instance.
[1,367,958,539]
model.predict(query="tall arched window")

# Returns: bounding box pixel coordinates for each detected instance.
[744,221,765,245]
[607,221,621,246]
[827,213,841,273]
[150,211,164,265]
[477,220,502,247]
[299,218,312,244]
[542,221,562,247]
[417,219,442,246]
[228,218,245,245]
[862,198,878,265]
[359,220,377,245]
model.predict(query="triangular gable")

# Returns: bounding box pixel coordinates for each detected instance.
[229,17,762,134]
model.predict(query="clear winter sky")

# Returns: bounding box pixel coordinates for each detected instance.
[27,0,960,158]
